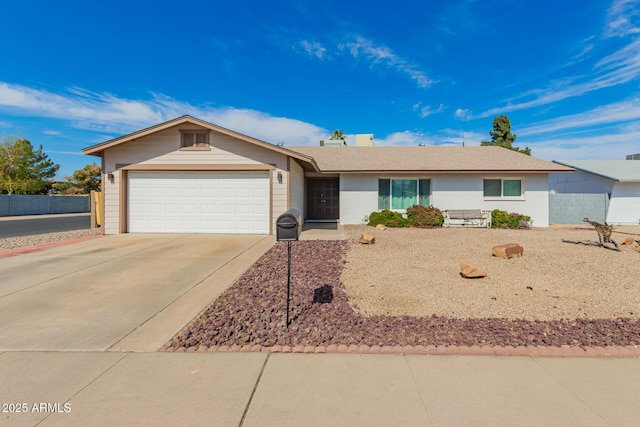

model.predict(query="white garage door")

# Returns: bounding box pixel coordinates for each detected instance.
[128,171,270,234]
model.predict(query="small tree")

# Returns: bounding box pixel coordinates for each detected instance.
[480,115,531,155]
[329,129,347,145]
[0,136,60,194]
[53,163,101,194]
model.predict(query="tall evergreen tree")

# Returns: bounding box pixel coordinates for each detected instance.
[480,115,531,155]
[0,137,60,194]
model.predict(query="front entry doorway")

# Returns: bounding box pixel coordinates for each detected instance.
[306,178,339,221]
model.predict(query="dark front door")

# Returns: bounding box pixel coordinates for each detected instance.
[306,178,339,220]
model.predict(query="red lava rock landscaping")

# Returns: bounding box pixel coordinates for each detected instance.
[162,240,640,352]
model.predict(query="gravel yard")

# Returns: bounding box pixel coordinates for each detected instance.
[0,229,102,251]
[342,225,640,321]
[164,225,640,350]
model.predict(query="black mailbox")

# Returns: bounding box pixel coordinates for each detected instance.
[276,209,301,241]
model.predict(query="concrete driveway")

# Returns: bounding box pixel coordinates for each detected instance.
[0,233,274,352]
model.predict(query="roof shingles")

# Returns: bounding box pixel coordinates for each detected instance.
[289,146,573,173]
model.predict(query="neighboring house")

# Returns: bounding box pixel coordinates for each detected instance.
[83,115,573,234]
[550,160,640,225]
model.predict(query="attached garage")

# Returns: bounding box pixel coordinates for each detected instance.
[128,171,270,234]
[83,116,318,235]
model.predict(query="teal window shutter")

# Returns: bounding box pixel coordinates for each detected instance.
[418,179,430,205]
[378,179,390,209]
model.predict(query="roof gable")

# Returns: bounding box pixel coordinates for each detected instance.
[83,115,318,170]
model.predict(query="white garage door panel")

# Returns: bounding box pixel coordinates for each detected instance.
[128,171,269,234]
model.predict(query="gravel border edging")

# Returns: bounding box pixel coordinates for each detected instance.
[0,235,103,258]
[171,343,640,357]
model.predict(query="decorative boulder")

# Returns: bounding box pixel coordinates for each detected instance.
[359,234,375,244]
[375,224,388,230]
[492,243,524,259]
[460,262,487,278]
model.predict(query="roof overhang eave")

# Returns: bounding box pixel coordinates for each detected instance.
[321,169,575,174]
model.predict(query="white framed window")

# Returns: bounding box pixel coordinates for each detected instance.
[378,178,430,210]
[180,130,210,150]
[483,178,524,199]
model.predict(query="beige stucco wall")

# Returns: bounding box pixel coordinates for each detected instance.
[271,167,288,226]
[289,159,305,218]
[102,124,289,234]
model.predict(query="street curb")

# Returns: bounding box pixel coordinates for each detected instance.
[171,344,640,358]
[0,235,103,258]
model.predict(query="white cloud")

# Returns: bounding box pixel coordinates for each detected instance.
[469,37,640,119]
[458,1,640,121]
[0,83,165,129]
[341,36,435,88]
[454,108,472,120]
[438,130,485,146]
[564,40,595,67]
[290,33,435,88]
[201,108,327,146]
[605,0,640,37]
[374,129,482,147]
[452,93,640,161]
[375,131,434,146]
[43,130,62,135]
[0,82,328,146]
[299,40,327,59]
[519,97,640,137]
[528,129,640,161]
[413,103,445,118]
[510,98,640,161]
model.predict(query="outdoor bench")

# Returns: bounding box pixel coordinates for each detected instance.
[443,209,491,228]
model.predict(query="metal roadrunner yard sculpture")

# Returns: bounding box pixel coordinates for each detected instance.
[562,218,620,252]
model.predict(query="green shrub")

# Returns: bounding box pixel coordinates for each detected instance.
[406,205,444,227]
[367,209,407,227]
[491,209,531,229]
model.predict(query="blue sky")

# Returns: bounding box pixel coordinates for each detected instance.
[1,0,640,177]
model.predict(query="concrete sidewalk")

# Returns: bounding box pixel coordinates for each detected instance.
[301,223,345,240]
[1,351,639,427]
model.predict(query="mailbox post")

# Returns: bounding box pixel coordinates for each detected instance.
[276,209,301,327]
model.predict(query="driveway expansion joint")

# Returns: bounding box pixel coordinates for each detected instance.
[169,344,640,357]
